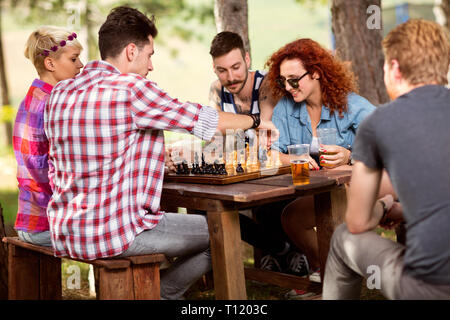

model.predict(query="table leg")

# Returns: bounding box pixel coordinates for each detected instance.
[207,209,247,300]
[314,185,347,283]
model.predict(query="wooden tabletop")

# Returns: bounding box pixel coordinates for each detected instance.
[162,170,352,203]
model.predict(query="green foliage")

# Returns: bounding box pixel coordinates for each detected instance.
[8,0,72,26]
[0,189,18,224]
[0,105,15,123]
[294,0,329,9]
[4,0,215,58]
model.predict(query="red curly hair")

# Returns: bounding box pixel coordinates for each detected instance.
[265,38,358,117]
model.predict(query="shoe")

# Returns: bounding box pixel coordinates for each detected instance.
[285,289,316,300]
[285,251,309,277]
[260,254,282,272]
[309,268,321,283]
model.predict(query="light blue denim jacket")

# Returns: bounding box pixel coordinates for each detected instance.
[272,93,376,153]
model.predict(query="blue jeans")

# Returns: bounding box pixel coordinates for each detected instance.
[118,212,211,300]
[17,230,52,247]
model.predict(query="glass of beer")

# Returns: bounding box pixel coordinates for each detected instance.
[287,144,310,185]
[317,128,337,167]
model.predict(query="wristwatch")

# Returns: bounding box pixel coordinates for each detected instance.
[347,151,355,166]
[347,148,354,165]
[379,199,389,223]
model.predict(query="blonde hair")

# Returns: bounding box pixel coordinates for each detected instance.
[382,19,450,85]
[24,26,83,75]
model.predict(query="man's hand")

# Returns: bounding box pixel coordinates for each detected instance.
[258,119,279,146]
[379,201,404,230]
[165,147,180,173]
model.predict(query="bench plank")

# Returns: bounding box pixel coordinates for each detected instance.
[3,236,165,300]
[2,237,130,269]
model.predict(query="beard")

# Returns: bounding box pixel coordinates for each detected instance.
[225,70,249,94]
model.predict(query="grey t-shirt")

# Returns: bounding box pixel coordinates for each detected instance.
[352,85,450,285]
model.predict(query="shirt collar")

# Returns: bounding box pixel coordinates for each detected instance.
[289,99,332,124]
[84,60,121,74]
[32,79,53,95]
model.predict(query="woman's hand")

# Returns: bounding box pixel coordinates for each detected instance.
[307,155,320,171]
[319,145,351,169]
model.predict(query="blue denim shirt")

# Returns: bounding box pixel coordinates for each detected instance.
[272,93,376,153]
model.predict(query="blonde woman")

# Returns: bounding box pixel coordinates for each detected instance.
[13,26,83,246]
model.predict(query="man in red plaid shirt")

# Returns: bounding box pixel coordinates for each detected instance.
[44,6,276,299]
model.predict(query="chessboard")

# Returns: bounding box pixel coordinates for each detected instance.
[164,129,290,185]
[165,163,291,185]
[165,151,291,185]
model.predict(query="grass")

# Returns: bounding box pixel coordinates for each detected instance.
[58,240,389,300]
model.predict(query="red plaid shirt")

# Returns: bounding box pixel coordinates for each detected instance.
[44,61,218,259]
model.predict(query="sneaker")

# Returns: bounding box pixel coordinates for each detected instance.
[260,254,282,272]
[285,251,309,277]
[309,269,321,283]
[285,288,316,300]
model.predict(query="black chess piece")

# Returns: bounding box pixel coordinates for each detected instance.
[236,163,244,173]
[191,163,199,174]
[176,163,183,175]
[201,153,206,167]
[182,161,190,174]
[219,163,227,175]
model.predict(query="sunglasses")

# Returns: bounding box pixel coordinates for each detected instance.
[276,71,309,89]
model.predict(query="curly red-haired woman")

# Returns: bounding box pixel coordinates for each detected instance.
[265,39,385,285]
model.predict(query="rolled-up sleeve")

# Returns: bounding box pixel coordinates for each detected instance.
[193,105,219,141]
[271,98,290,154]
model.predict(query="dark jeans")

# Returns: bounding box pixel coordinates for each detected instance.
[239,199,294,255]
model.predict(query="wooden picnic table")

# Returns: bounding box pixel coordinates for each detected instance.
[160,169,352,300]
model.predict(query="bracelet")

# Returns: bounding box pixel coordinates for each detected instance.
[347,152,353,165]
[249,113,261,129]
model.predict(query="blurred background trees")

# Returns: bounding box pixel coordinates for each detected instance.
[0,0,447,146]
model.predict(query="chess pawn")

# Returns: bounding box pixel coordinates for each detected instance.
[236,163,244,173]
[176,163,183,175]
[219,163,228,175]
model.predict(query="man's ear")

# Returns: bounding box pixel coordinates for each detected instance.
[125,43,138,62]
[245,52,251,68]
[390,59,403,81]
[43,57,55,72]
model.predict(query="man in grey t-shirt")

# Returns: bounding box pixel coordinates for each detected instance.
[323,19,450,299]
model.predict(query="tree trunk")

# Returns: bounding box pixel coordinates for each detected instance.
[0,0,13,146]
[85,0,98,61]
[0,203,8,300]
[442,0,450,38]
[214,0,251,60]
[331,0,389,105]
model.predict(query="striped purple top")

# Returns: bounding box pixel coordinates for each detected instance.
[13,79,53,233]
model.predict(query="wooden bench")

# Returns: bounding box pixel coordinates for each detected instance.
[2,236,166,300]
